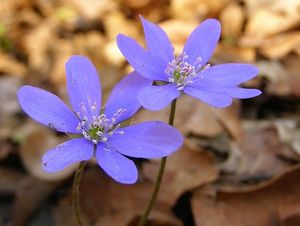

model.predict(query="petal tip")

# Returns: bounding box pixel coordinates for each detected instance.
[251,65,260,77]
[247,89,262,98]
[117,175,138,184]
[116,33,125,41]
[17,85,34,98]
[139,14,145,21]
[201,18,221,34]
[66,55,90,66]
[256,90,262,96]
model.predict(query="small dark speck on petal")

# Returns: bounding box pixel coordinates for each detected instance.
[48,122,57,130]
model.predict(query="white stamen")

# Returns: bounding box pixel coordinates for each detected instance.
[165,52,209,90]
[76,108,126,144]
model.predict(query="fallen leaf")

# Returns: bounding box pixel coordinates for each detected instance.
[170,0,230,20]
[160,19,197,53]
[11,176,61,226]
[259,32,300,59]
[256,60,293,96]
[0,54,26,77]
[54,168,183,226]
[220,3,244,38]
[18,121,77,181]
[135,95,241,138]
[219,120,297,189]
[143,145,219,204]
[192,165,300,226]
[0,167,24,194]
[103,11,140,41]
[0,76,21,120]
[243,0,300,41]
[118,0,154,9]
[67,0,117,20]
[281,54,300,97]
[215,43,256,63]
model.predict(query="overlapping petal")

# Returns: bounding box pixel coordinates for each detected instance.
[17,85,79,133]
[194,86,262,99]
[223,87,261,99]
[42,138,93,173]
[197,64,259,86]
[140,16,174,67]
[138,83,180,111]
[183,19,221,66]
[66,56,101,123]
[108,121,183,158]
[104,71,151,123]
[183,86,233,108]
[96,143,138,184]
[117,34,168,81]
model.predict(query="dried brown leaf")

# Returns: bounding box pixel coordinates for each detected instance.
[0,167,24,194]
[219,121,296,188]
[143,145,219,204]
[192,165,300,226]
[103,11,140,41]
[257,60,292,96]
[11,176,61,226]
[259,32,300,59]
[67,0,117,20]
[243,8,300,43]
[214,44,256,63]
[19,122,77,181]
[160,19,197,53]
[170,0,230,20]
[0,76,21,118]
[54,168,182,226]
[220,3,244,38]
[0,54,26,77]
[135,95,242,140]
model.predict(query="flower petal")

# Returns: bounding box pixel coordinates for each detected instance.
[117,34,168,81]
[66,55,101,123]
[96,143,138,184]
[17,86,79,133]
[183,19,221,66]
[203,87,262,99]
[138,83,180,111]
[108,121,183,158]
[197,64,259,86]
[183,86,233,108]
[104,71,152,123]
[42,138,93,173]
[140,16,174,66]
[225,87,262,99]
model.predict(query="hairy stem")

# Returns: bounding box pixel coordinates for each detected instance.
[72,161,86,226]
[138,99,177,226]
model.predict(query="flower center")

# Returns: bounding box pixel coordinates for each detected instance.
[165,52,210,90]
[76,108,125,144]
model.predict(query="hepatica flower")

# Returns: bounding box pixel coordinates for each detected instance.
[117,17,261,110]
[17,56,183,184]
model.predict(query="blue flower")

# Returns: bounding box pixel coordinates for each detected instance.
[17,56,183,184]
[117,17,262,111]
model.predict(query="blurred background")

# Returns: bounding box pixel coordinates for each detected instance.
[1,0,300,225]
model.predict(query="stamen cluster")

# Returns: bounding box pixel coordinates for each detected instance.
[165,52,209,90]
[77,107,125,144]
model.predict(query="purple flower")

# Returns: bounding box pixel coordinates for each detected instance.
[17,56,183,184]
[117,17,261,111]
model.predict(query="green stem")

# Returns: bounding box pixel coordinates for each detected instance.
[72,161,86,226]
[138,99,177,226]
